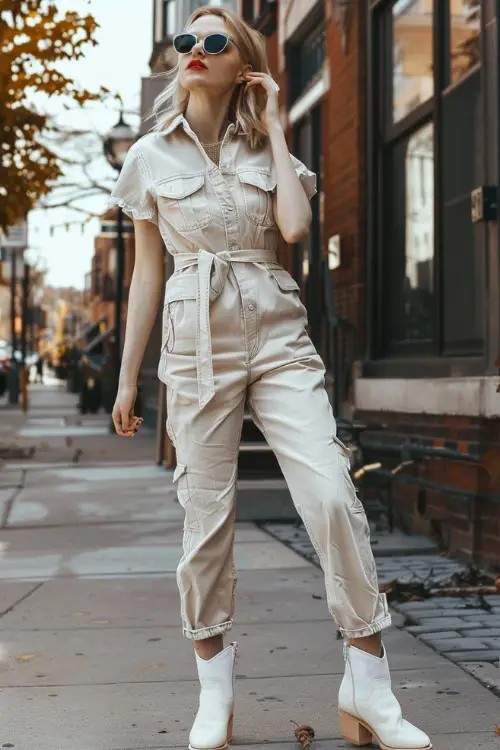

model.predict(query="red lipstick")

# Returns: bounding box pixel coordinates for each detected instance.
[187,60,207,70]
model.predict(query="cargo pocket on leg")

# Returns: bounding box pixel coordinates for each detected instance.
[165,386,176,446]
[173,463,198,552]
[332,436,364,513]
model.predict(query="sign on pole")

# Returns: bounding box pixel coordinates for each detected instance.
[0,219,28,250]
[0,219,28,279]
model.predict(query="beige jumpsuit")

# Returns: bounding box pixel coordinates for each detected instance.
[110,115,391,641]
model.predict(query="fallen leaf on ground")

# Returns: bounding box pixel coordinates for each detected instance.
[90,619,109,624]
[291,720,315,749]
[17,653,36,663]
[495,725,500,735]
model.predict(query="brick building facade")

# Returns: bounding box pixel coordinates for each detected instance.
[86,209,135,351]
[253,0,500,569]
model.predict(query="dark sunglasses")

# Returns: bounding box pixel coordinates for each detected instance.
[173,32,239,56]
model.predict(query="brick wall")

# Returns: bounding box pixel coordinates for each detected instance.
[323,3,366,353]
[357,409,500,569]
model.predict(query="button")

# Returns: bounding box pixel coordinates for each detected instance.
[248,304,255,311]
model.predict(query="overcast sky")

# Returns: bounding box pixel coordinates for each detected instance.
[28,0,154,289]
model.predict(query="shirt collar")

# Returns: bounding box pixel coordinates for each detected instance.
[161,114,236,141]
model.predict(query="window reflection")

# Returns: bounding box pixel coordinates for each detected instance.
[450,0,480,83]
[402,122,434,340]
[392,0,434,123]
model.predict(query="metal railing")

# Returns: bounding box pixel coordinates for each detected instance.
[319,258,356,418]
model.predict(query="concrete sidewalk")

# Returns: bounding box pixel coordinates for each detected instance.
[0,383,499,749]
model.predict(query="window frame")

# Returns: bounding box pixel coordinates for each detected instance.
[285,1,325,107]
[365,0,486,371]
[162,0,175,39]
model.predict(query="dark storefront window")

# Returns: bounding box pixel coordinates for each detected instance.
[385,122,435,344]
[242,0,255,21]
[368,0,484,363]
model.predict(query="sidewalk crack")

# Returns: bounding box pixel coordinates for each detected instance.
[0,581,44,619]
[0,468,26,529]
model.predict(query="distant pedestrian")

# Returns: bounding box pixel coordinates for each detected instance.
[35,354,44,384]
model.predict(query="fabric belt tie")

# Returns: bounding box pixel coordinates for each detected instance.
[173,248,277,410]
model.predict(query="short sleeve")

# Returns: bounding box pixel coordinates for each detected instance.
[289,154,317,201]
[108,145,158,224]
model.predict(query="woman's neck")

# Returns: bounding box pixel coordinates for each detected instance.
[184,91,233,143]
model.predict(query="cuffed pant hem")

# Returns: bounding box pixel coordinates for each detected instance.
[183,619,234,641]
[339,613,392,640]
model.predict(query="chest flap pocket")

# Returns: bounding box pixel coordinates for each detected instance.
[237,169,276,228]
[155,173,211,232]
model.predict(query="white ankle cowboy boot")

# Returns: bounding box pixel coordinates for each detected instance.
[189,643,237,750]
[338,643,432,750]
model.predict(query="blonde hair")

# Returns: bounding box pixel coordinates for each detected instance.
[149,6,271,149]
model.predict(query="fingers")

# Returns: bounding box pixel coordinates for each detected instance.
[112,409,143,438]
[245,72,279,94]
[124,416,143,438]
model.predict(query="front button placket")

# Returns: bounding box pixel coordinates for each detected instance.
[217,133,259,362]
[188,121,260,365]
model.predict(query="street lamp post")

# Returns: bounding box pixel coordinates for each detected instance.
[103,112,136,425]
[8,248,18,405]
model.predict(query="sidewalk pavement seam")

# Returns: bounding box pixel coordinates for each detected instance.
[0,618,335,632]
[67,731,500,750]
[0,581,44,618]
[0,663,448,689]
[0,469,26,528]
[1,524,290,536]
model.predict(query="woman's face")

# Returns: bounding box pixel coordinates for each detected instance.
[178,14,245,96]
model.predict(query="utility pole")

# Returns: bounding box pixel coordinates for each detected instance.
[19,262,30,412]
[21,262,29,365]
[8,248,19,405]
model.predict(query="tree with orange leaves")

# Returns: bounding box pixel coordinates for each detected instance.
[0,0,111,230]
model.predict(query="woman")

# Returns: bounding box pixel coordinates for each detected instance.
[109,7,431,750]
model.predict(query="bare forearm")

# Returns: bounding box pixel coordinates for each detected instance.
[268,123,312,243]
[119,271,163,387]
